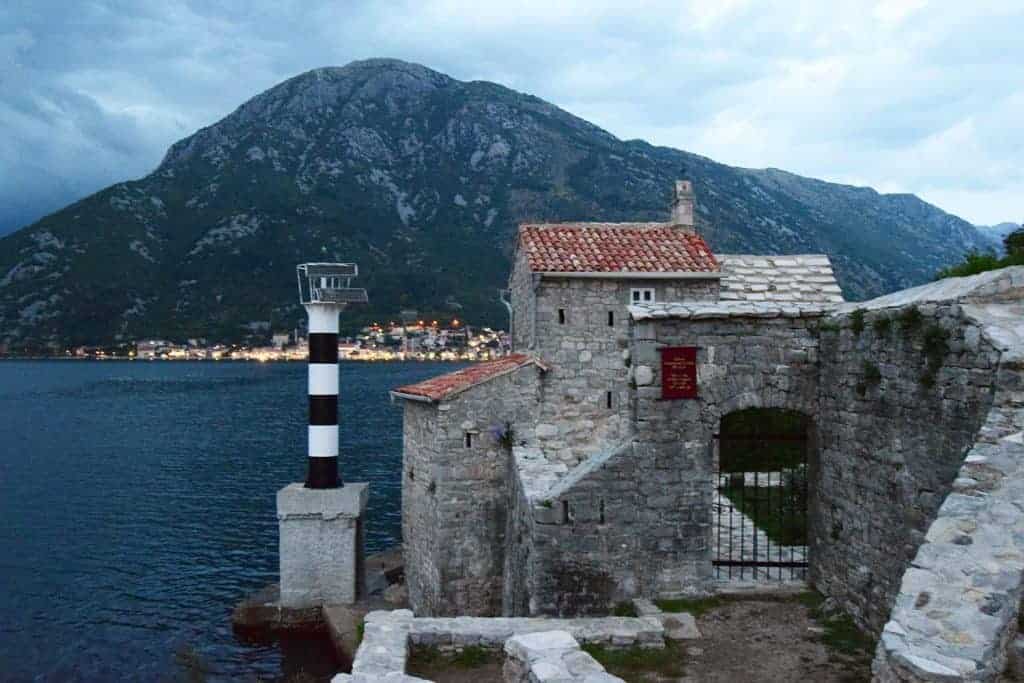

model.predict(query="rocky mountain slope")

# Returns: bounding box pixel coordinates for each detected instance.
[0,59,994,349]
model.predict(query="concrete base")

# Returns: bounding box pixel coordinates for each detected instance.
[277,482,368,609]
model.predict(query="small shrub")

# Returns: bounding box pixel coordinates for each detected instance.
[922,324,950,367]
[819,320,841,333]
[863,361,882,384]
[849,309,865,336]
[872,316,892,336]
[897,306,923,331]
[610,602,634,618]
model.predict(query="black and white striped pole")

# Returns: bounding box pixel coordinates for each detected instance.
[297,263,368,489]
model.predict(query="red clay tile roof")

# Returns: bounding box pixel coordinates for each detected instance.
[392,354,545,402]
[518,223,719,274]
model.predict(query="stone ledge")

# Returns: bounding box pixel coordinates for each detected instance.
[504,630,624,682]
[277,482,369,520]
[409,615,665,649]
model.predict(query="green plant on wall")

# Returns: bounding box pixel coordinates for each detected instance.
[922,324,950,367]
[898,305,923,331]
[863,361,882,384]
[850,309,866,336]
[872,316,892,336]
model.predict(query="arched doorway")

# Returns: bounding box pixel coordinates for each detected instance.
[713,408,811,582]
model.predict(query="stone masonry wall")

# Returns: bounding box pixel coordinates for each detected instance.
[813,303,999,635]
[401,365,543,617]
[503,309,823,617]
[873,304,1024,681]
[531,277,719,466]
[627,311,824,596]
[510,249,535,352]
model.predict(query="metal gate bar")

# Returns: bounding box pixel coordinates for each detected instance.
[713,425,809,582]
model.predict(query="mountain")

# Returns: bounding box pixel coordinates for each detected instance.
[0,59,995,350]
[975,222,1021,253]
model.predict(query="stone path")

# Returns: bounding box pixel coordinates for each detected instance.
[503,630,624,682]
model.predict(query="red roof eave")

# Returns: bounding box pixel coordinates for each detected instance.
[391,354,547,403]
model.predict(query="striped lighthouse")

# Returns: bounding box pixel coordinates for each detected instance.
[297,263,368,489]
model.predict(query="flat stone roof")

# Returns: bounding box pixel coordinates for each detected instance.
[717,254,844,304]
[629,301,835,321]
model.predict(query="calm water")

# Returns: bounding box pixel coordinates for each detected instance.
[0,360,463,682]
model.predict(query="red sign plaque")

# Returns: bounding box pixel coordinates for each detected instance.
[659,346,698,399]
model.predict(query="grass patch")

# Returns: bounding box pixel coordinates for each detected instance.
[612,601,638,617]
[719,477,808,546]
[654,595,726,617]
[355,622,364,647]
[800,590,876,659]
[581,642,687,681]
[408,645,497,672]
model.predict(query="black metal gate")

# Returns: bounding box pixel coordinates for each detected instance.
[712,410,809,581]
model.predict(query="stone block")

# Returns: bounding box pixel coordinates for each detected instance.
[278,483,368,609]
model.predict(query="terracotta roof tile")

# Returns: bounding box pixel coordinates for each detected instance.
[392,354,545,402]
[518,223,719,274]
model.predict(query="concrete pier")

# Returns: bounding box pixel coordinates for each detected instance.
[277,482,368,608]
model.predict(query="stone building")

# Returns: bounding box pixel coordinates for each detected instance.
[391,181,1024,681]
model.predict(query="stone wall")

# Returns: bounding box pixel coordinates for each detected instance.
[628,308,824,595]
[509,249,535,352]
[813,303,999,635]
[530,276,719,466]
[401,365,543,616]
[502,307,824,617]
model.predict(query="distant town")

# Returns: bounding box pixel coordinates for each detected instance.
[10,319,509,362]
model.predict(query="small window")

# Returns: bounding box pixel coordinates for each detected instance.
[599,499,606,525]
[631,288,655,304]
[607,311,615,327]
[464,432,473,448]
[562,500,571,524]
[558,309,566,324]
[606,391,613,409]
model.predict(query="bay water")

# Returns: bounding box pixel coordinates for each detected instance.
[0,360,462,681]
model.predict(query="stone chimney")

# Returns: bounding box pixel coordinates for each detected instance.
[670,180,695,233]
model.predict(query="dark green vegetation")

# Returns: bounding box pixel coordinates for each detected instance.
[718,408,808,472]
[407,645,501,681]
[849,309,866,336]
[0,59,996,349]
[937,227,1024,279]
[612,601,639,617]
[721,479,808,546]
[717,408,808,545]
[582,642,688,681]
[799,591,876,660]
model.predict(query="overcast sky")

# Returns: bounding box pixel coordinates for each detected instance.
[1,0,1021,234]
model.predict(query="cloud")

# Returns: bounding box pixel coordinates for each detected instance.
[0,0,1021,233]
